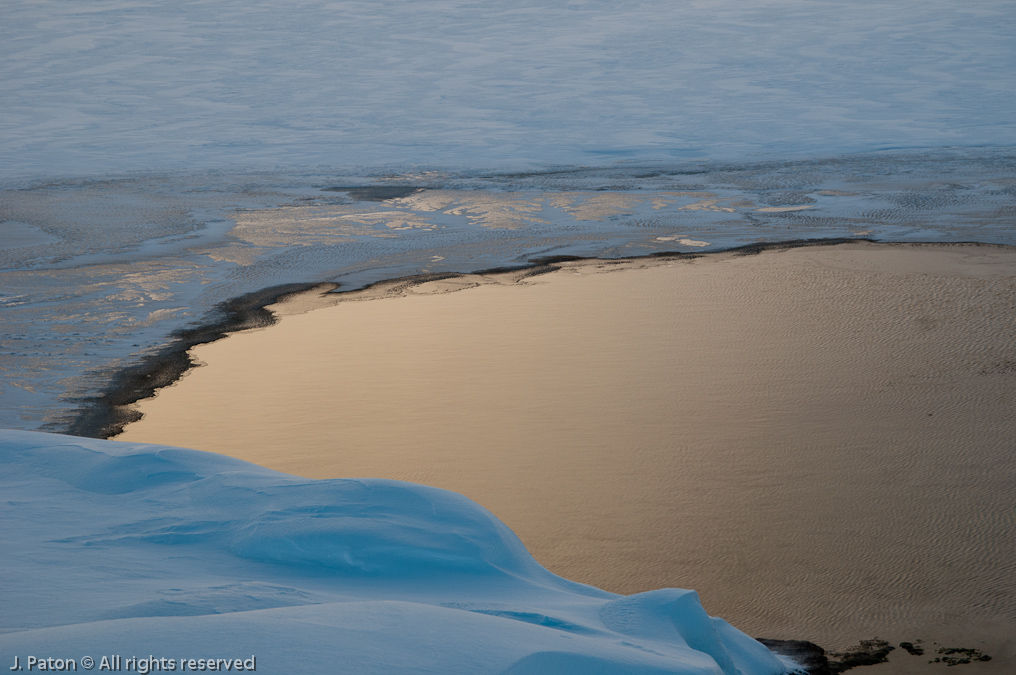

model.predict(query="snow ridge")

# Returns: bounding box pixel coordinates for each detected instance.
[0,429,789,674]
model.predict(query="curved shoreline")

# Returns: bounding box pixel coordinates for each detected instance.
[63,237,877,440]
[74,236,1016,672]
[63,282,321,439]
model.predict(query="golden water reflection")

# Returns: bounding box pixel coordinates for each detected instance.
[120,243,1016,670]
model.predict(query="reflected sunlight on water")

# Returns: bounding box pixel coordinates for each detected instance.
[120,243,1016,669]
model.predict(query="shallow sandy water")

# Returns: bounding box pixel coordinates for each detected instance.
[120,242,1016,670]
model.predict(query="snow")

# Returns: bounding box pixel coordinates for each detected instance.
[2,0,1014,430]
[0,429,793,674]
[2,0,1015,178]
[1,3,1014,667]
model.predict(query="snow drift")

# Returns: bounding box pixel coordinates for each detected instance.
[0,429,792,674]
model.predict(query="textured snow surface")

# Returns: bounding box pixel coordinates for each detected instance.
[0,429,791,674]
[3,0,1015,177]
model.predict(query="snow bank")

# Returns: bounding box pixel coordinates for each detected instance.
[0,429,791,674]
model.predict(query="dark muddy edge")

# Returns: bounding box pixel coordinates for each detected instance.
[63,237,886,440]
[61,283,321,439]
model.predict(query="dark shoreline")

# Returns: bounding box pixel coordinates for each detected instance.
[78,235,1011,440]
[63,237,878,440]
[62,282,321,439]
[56,236,1009,674]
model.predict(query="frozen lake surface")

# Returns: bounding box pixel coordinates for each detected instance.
[3,0,1015,429]
[2,153,1015,431]
[2,0,1015,176]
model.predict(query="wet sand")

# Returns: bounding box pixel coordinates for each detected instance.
[119,242,1016,670]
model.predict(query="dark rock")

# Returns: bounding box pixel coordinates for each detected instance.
[757,638,831,675]
[931,647,992,666]
[827,639,895,673]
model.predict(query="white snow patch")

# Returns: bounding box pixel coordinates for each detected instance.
[655,236,712,247]
[756,206,815,213]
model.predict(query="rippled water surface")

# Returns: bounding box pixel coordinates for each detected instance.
[121,244,1016,672]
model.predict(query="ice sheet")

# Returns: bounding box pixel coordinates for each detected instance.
[1,156,1014,431]
[2,0,1014,176]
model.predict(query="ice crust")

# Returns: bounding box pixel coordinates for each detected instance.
[0,430,791,674]
[3,155,1015,433]
[3,0,1015,177]
[3,0,1015,432]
